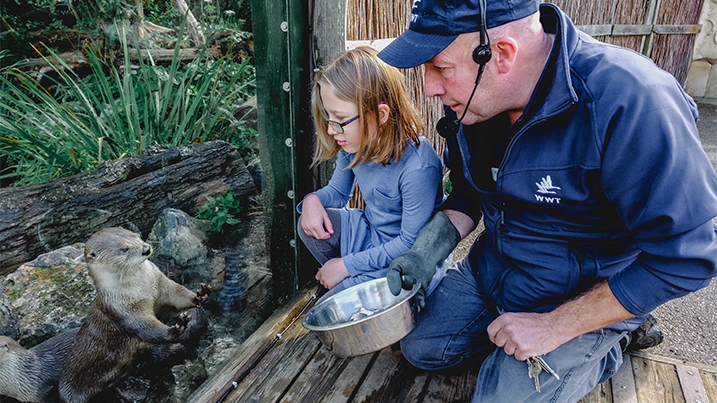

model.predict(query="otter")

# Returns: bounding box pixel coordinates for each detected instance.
[58,227,210,403]
[0,328,78,403]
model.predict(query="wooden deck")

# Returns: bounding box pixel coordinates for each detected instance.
[188,285,717,403]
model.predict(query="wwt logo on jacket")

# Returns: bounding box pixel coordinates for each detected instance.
[535,175,562,204]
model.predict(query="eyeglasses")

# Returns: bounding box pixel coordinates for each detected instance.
[321,113,359,134]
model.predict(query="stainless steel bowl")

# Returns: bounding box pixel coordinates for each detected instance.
[302,277,420,358]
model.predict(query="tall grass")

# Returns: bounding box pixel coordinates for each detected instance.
[0,23,255,186]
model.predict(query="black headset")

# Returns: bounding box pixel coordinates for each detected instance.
[437,0,491,138]
[472,0,492,64]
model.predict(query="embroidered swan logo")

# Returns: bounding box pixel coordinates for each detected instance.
[536,175,561,194]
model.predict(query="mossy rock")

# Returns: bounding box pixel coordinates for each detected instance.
[2,245,94,346]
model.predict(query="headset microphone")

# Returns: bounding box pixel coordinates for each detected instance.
[436,0,491,139]
[436,64,485,138]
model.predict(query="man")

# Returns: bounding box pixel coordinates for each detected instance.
[377,0,717,401]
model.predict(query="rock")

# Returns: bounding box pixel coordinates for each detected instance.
[160,360,208,403]
[0,282,19,338]
[247,157,263,193]
[111,376,152,402]
[2,245,93,346]
[147,208,213,287]
[201,336,241,376]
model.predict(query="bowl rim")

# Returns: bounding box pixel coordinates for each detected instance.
[301,278,420,332]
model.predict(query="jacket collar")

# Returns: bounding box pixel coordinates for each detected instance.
[519,3,579,127]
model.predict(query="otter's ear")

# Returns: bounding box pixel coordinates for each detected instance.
[86,251,97,261]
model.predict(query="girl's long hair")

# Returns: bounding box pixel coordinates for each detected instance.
[310,46,423,168]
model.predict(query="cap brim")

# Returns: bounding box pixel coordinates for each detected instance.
[377,30,458,69]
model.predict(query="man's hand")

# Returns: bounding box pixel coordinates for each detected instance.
[386,211,462,309]
[487,312,562,361]
[386,250,433,308]
[316,257,349,289]
[488,282,635,361]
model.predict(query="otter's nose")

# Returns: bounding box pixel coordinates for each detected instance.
[142,244,152,256]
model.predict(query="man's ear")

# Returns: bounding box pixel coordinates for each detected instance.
[493,36,518,74]
[378,102,390,125]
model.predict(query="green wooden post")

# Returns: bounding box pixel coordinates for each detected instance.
[251,0,312,298]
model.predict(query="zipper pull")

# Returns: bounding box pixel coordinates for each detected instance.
[500,204,507,232]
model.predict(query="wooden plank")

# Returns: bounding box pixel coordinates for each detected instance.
[700,370,717,402]
[345,38,395,51]
[631,355,686,403]
[313,0,347,71]
[607,0,620,38]
[576,23,700,37]
[579,381,613,403]
[641,0,662,60]
[629,350,717,374]
[351,348,430,402]
[227,319,321,402]
[311,0,347,200]
[279,346,376,403]
[577,24,614,36]
[612,24,653,35]
[423,368,479,403]
[675,365,710,403]
[652,24,701,34]
[186,285,319,403]
[612,354,639,403]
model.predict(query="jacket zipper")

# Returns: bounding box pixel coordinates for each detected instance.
[493,103,575,249]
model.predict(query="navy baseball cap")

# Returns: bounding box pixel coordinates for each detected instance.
[378,0,539,68]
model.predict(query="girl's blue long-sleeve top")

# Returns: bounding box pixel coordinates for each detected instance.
[441,4,717,331]
[298,136,444,287]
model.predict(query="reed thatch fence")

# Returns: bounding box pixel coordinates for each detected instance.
[332,0,704,161]
[303,0,703,274]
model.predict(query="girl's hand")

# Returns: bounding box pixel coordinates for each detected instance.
[316,258,349,289]
[301,195,334,240]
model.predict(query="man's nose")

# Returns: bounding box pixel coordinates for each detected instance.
[423,70,444,98]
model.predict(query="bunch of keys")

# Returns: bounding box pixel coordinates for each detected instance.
[527,356,560,393]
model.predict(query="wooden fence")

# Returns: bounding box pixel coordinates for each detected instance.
[550,0,703,86]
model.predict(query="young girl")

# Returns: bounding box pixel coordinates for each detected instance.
[297,46,448,295]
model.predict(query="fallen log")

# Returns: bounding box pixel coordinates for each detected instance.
[128,48,202,62]
[174,0,205,46]
[0,140,256,275]
[17,48,203,75]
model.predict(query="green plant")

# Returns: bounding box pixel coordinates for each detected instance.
[443,179,453,196]
[0,0,128,65]
[196,190,242,234]
[144,0,180,28]
[0,22,256,185]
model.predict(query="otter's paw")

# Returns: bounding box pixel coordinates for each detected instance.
[194,283,212,306]
[169,311,192,338]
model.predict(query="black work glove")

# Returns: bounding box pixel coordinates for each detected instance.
[386,211,461,309]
